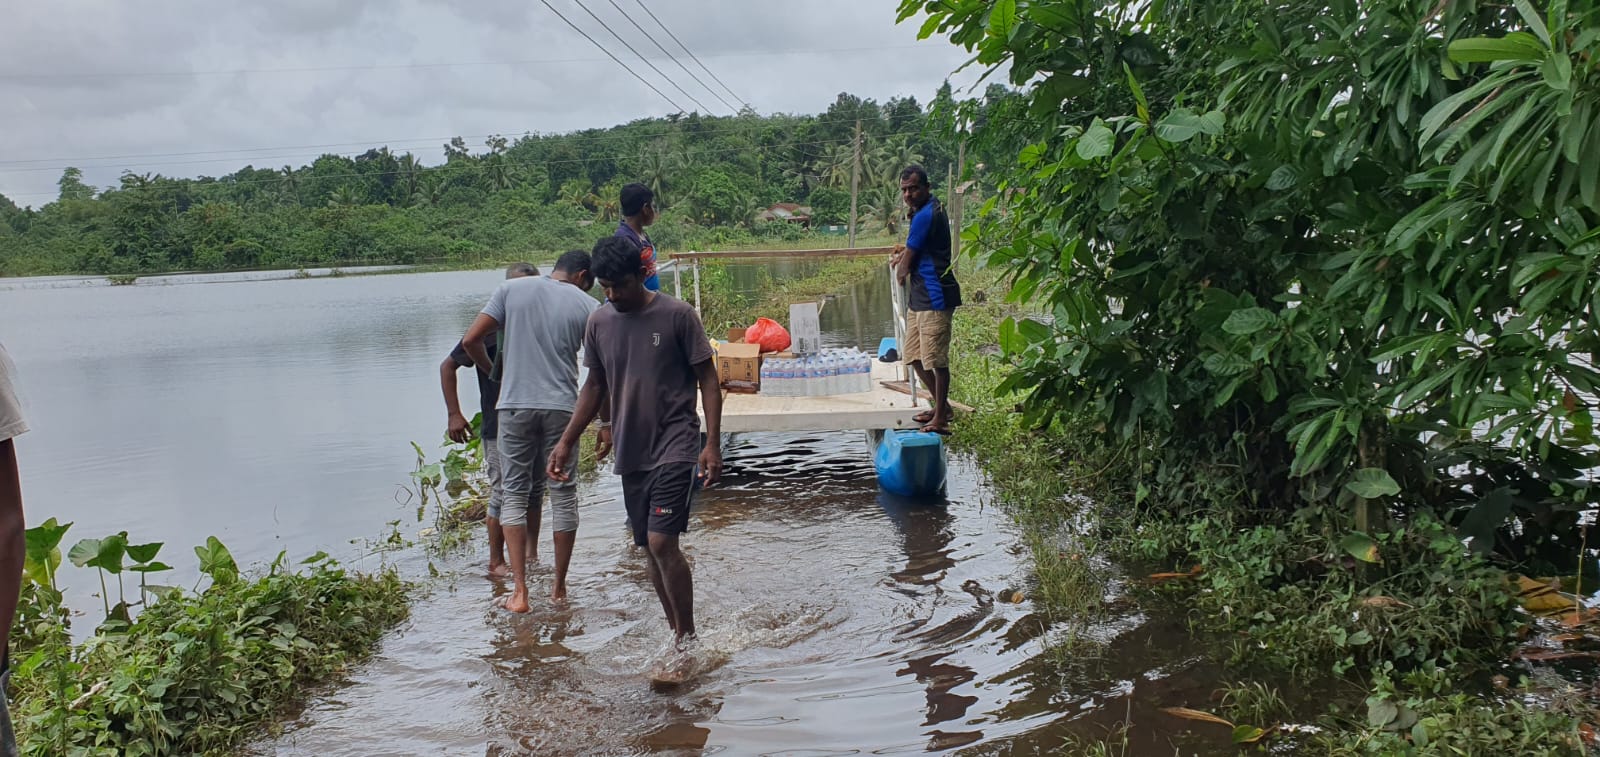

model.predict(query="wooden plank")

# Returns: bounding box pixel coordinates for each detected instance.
[879,381,976,413]
[670,247,895,261]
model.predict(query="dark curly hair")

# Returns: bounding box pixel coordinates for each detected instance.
[591,236,643,282]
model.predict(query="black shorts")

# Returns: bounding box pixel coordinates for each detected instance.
[621,462,697,547]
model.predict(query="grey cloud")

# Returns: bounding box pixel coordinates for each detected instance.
[0,0,975,205]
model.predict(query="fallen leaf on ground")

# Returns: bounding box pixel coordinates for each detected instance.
[1360,595,1412,609]
[1159,707,1234,728]
[1513,574,1581,617]
[1148,565,1204,581]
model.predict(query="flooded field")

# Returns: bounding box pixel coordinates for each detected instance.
[2,265,1236,755]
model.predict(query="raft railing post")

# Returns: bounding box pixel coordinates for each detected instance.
[674,257,683,299]
[693,257,702,313]
[889,261,919,411]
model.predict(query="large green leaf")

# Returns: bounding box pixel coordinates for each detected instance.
[987,0,1018,40]
[1458,487,1515,553]
[1222,308,1277,335]
[1154,108,1222,143]
[1447,32,1547,63]
[1345,468,1401,498]
[1076,118,1114,159]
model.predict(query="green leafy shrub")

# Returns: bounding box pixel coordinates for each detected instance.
[11,519,409,756]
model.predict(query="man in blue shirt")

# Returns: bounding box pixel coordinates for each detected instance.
[615,182,661,292]
[891,165,961,435]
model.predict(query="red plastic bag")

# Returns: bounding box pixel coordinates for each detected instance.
[744,317,791,353]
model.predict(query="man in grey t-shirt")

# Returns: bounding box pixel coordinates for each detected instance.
[550,236,722,683]
[462,250,597,613]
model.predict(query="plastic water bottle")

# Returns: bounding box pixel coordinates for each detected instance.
[775,358,792,397]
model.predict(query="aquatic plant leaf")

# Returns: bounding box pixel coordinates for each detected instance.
[23,517,71,584]
[126,542,163,564]
[128,562,174,573]
[90,532,129,574]
[68,538,102,568]
[195,536,239,584]
[1160,707,1234,727]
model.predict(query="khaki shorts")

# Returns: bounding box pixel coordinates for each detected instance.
[903,309,954,368]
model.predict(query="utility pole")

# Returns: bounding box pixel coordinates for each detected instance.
[952,139,966,264]
[848,119,861,249]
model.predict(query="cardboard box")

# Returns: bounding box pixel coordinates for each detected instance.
[789,302,822,355]
[716,341,762,393]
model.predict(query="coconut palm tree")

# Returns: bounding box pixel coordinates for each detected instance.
[397,154,422,201]
[637,145,682,206]
[815,142,857,190]
[870,135,924,183]
[411,178,445,208]
[327,185,361,207]
[278,166,300,202]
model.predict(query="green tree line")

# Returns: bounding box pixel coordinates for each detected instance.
[0,90,985,276]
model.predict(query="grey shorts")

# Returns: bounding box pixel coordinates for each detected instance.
[482,438,505,521]
[498,408,579,531]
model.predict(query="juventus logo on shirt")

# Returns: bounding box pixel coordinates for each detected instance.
[652,333,661,346]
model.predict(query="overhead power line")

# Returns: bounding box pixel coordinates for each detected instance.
[536,0,687,113]
[602,0,738,114]
[568,0,722,115]
[632,0,750,110]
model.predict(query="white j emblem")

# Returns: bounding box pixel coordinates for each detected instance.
[652,333,661,346]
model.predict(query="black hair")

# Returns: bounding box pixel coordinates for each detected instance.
[620,182,654,217]
[591,236,642,282]
[506,262,539,277]
[899,164,931,187]
[552,249,591,275]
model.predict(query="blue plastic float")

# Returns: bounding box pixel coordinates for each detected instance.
[868,337,947,498]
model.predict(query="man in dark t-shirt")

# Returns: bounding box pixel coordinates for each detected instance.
[549,236,722,683]
[441,262,537,578]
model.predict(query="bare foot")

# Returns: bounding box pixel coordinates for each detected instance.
[498,590,531,614]
[649,653,695,684]
[550,583,568,603]
[487,562,512,580]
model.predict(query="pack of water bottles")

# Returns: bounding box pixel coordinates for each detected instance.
[759,347,874,397]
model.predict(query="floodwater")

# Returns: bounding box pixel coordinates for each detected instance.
[1,264,1234,755]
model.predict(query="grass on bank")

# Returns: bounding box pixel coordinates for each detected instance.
[942,265,1588,755]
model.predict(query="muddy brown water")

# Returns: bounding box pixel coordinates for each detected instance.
[2,264,1238,755]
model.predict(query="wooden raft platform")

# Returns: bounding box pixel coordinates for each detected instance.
[706,359,926,434]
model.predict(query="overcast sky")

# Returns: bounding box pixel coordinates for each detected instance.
[0,0,976,208]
